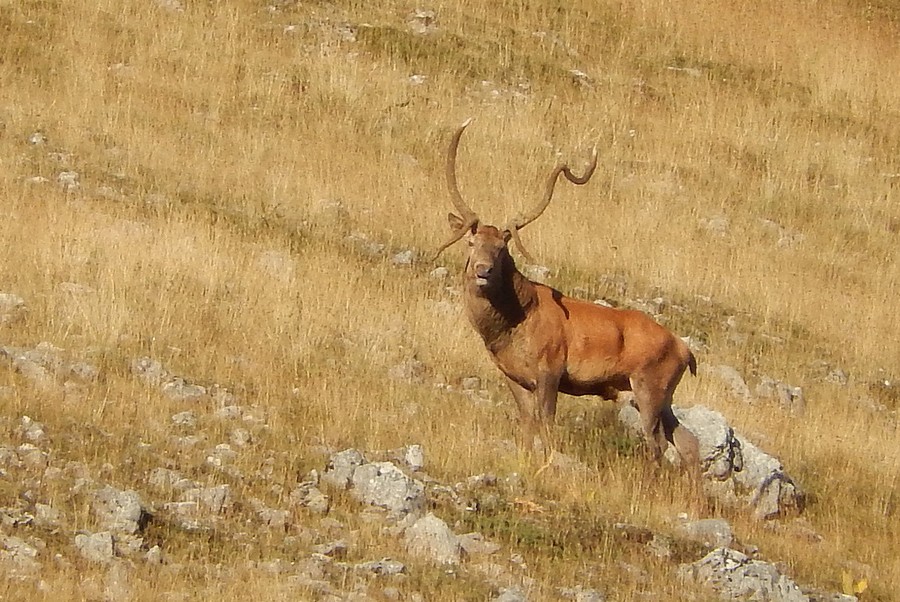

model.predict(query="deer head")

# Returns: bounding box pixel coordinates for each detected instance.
[434,119,598,270]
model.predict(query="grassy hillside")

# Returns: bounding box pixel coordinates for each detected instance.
[1,0,898,599]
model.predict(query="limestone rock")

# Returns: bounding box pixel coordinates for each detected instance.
[92,486,149,534]
[350,462,425,516]
[679,547,808,602]
[404,513,462,565]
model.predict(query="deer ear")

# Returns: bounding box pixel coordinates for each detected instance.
[447,212,464,231]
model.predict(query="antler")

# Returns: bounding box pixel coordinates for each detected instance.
[433,118,480,260]
[505,145,598,261]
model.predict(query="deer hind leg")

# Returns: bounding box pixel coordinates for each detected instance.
[629,376,669,464]
[661,405,701,477]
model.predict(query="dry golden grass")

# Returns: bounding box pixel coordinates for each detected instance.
[1,0,899,599]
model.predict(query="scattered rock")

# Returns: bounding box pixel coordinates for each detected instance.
[756,376,806,415]
[734,437,804,519]
[0,535,41,573]
[162,378,207,401]
[521,264,551,283]
[130,357,170,387]
[192,484,233,513]
[312,540,348,559]
[559,585,606,602]
[92,486,150,535]
[676,518,735,548]
[171,411,197,428]
[355,558,406,576]
[387,357,426,383]
[33,503,63,530]
[0,292,26,325]
[350,462,426,517]
[700,215,730,236]
[58,171,80,191]
[291,477,330,514]
[346,231,385,257]
[148,467,198,492]
[702,364,752,402]
[390,444,425,472]
[672,405,744,479]
[404,513,463,565]
[679,547,807,602]
[18,416,47,444]
[407,9,437,35]
[391,250,415,266]
[621,405,802,518]
[458,532,502,557]
[75,531,116,564]
[429,267,450,280]
[322,449,367,489]
[493,587,529,602]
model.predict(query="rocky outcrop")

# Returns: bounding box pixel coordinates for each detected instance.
[620,404,804,519]
[679,547,809,601]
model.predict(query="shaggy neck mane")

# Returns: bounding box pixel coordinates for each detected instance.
[465,256,538,351]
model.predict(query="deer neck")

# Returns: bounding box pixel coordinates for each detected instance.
[464,264,538,352]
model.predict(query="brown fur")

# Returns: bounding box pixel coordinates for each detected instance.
[450,219,701,472]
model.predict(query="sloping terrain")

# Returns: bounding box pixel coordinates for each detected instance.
[1,0,898,600]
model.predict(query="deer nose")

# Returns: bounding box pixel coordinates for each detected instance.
[474,263,493,279]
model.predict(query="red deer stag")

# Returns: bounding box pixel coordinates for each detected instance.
[435,119,700,473]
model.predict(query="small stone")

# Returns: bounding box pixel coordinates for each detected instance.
[229,428,252,447]
[560,586,606,602]
[521,264,551,283]
[402,444,425,472]
[33,504,63,530]
[404,513,462,565]
[430,267,449,279]
[458,532,501,557]
[355,558,406,576]
[350,462,426,516]
[388,357,426,383]
[196,485,232,513]
[161,379,206,401]
[312,540,348,558]
[0,293,26,325]
[322,449,366,489]
[676,518,734,548]
[75,532,115,564]
[391,250,415,266]
[493,587,528,602]
[92,486,148,535]
[291,482,330,514]
[171,411,196,428]
[57,171,80,190]
[145,545,163,565]
[703,364,752,402]
[215,405,244,420]
[460,376,481,391]
[130,357,169,387]
[407,9,437,35]
[679,547,807,602]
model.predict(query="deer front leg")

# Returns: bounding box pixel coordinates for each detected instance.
[506,378,540,451]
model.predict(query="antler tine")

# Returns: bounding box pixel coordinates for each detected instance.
[432,229,469,261]
[513,145,598,231]
[446,118,479,225]
[434,118,479,261]
[504,145,597,261]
